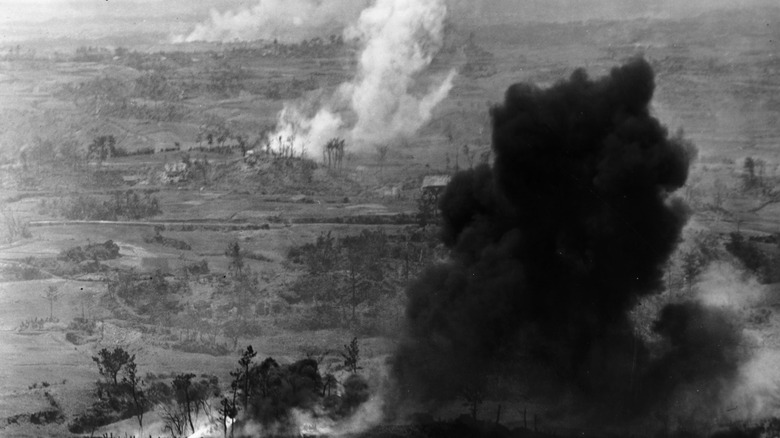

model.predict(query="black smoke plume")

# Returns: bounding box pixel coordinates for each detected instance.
[392,58,744,419]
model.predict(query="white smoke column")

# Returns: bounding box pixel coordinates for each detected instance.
[270,104,343,158]
[291,395,385,437]
[174,0,368,43]
[343,0,456,145]
[266,0,456,158]
[694,261,765,308]
[691,261,780,422]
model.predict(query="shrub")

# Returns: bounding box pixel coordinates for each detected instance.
[65,332,85,345]
[60,191,161,221]
[29,409,64,425]
[185,259,209,275]
[59,240,120,263]
[144,231,192,250]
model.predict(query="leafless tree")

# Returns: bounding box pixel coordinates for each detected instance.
[43,285,60,319]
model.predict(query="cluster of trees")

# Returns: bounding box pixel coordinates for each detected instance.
[219,341,368,437]
[144,227,192,250]
[664,231,721,294]
[158,373,221,437]
[17,316,59,331]
[69,347,220,437]
[102,99,186,122]
[0,205,31,244]
[60,190,161,221]
[204,66,250,98]
[59,75,186,122]
[86,135,118,165]
[742,156,769,193]
[69,348,148,436]
[133,71,184,101]
[215,34,345,60]
[195,118,252,155]
[109,269,186,320]
[324,137,346,169]
[59,240,120,264]
[286,229,440,332]
[70,339,369,438]
[253,75,319,101]
[286,230,390,326]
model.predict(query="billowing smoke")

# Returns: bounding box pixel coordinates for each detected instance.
[391,58,749,424]
[174,0,370,43]
[266,0,456,157]
[341,0,456,145]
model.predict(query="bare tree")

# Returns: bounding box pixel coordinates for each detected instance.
[173,373,197,434]
[461,383,485,420]
[43,285,60,320]
[376,145,389,174]
[217,397,237,438]
[238,345,257,408]
[161,402,188,437]
[325,138,346,169]
[225,241,244,277]
[122,359,147,435]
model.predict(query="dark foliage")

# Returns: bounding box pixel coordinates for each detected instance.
[60,190,161,220]
[144,229,192,250]
[109,270,185,321]
[92,347,132,386]
[59,240,120,264]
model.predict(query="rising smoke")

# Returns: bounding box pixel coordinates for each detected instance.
[391,58,750,425]
[267,0,456,157]
[178,0,456,157]
[174,0,370,43]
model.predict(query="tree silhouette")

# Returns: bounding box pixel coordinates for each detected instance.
[122,359,147,434]
[376,145,389,174]
[340,337,362,374]
[238,345,257,409]
[217,397,237,438]
[43,284,60,319]
[87,135,117,166]
[324,138,345,169]
[172,373,197,434]
[92,347,132,386]
[225,241,244,277]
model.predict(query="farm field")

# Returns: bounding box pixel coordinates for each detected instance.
[1,2,779,438]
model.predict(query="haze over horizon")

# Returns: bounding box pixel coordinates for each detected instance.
[1,0,776,46]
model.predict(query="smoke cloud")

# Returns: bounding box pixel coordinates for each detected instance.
[390,58,748,425]
[174,0,369,43]
[342,0,456,145]
[266,0,456,157]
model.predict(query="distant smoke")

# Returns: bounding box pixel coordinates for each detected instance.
[391,58,748,424]
[342,0,456,146]
[174,0,369,43]
[266,0,456,157]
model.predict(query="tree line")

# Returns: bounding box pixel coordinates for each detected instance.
[70,338,369,438]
